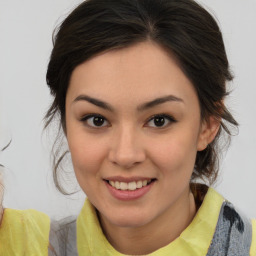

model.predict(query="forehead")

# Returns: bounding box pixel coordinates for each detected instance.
[67,41,198,109]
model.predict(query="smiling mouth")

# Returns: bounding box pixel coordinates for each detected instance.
[104,179,156,191]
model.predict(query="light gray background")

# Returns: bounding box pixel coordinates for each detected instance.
[0,0,255,219]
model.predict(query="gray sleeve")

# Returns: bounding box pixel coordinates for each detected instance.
[48,216,78,256]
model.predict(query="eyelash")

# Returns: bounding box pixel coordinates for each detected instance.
[80,113,177,129]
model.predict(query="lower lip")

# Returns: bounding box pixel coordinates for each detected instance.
[105,181,155,201]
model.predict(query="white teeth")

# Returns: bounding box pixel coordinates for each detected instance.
[109,179,152,190]
[128,181,137,190]
[115,181,120,189]
[136,181,142,188]
[120,182,128,190]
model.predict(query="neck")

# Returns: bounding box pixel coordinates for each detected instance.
[99,190,196,255]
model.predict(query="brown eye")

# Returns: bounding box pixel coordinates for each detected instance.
[81,114,109,128]
[147,114,176,128]
[153,116,165,127]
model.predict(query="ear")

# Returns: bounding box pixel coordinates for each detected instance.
[197,116,220,151]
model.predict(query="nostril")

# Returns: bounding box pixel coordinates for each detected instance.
[108,143,146,169]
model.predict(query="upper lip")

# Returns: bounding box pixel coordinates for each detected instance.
[104,176,156,182]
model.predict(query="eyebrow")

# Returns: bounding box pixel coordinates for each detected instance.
[73,94,184,112]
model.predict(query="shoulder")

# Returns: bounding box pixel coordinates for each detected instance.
[49,215,78,256]
[0,208,50,255]
[251,219,256,256]
[0,208,50,231]
[203,188,256,256]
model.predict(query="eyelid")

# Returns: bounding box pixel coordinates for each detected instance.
[80,114,110,128]
[145,114,177,128]
[80,113,177,129]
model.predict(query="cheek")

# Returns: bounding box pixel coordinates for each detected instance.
[67,131,107,180]
[68,135,108,199]
[148,129,199,177]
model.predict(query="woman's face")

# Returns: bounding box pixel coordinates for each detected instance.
[65,41,213,228]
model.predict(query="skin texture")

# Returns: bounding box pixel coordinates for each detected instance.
[65,41,219,254]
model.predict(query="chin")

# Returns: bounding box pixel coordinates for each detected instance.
[103,208,154,228]
[111,218,149,228]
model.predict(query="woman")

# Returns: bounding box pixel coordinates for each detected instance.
[0,0,255,255]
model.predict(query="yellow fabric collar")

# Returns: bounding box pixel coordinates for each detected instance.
[77,187,224,256]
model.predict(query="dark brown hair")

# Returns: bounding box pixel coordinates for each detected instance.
[45,0,238,194]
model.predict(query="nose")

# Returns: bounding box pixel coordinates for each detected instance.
[108,125,146,169]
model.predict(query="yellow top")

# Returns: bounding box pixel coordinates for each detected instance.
[78,187,222,255]
[0,208,50,256]
[251,219,256,256]
[0,188,255,255]
[77,188,256,256]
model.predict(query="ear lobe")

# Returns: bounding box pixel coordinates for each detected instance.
[197,116,220,151]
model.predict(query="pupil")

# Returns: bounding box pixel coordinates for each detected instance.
[93,117,104,126]
[154,117,165,126]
